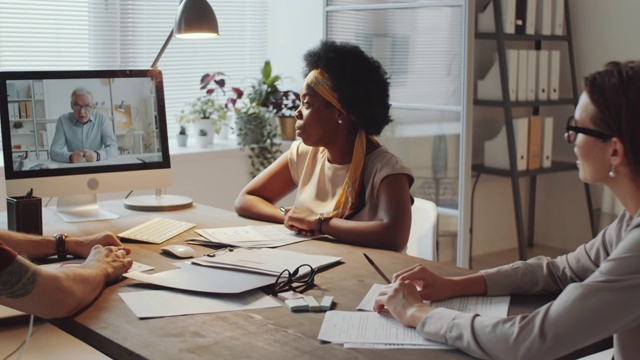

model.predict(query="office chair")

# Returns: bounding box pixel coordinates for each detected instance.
[404,197,438,261]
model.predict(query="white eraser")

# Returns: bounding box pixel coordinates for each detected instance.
[277,290,304,301]
[304,296,320,312]
[320,296,334,311]
[285,298,308,312]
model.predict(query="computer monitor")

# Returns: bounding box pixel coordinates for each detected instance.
[0,69,192,222]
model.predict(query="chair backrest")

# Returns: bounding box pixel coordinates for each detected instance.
[404,197,438,261]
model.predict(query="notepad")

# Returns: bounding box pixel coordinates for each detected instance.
[190,248,342,276]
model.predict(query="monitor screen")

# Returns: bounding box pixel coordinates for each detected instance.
[0,69,189,222]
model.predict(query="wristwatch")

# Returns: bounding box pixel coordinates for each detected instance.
[54,233,70,260]
[316,213,332,235]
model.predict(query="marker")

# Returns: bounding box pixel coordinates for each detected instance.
[363,253,391,284]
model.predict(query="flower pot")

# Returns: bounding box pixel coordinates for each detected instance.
[176,134,188,147]
[278,116,296,141]
[196,135,210,148]
[191,117,217,145]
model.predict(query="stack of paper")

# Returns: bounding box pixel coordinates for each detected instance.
[318,284,510,349]
[191,248,342,276]
[195,224,316,248]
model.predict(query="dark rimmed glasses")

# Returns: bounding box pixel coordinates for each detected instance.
[71,103,95,112]
[565,116,613,144]
[272,264,316,295]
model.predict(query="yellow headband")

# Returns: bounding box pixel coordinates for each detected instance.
[304,69,345,113]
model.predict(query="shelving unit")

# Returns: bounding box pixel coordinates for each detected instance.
[6,80,55,164]
[473,0,595,260]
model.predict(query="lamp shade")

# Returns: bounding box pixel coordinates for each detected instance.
[174,0,219,39]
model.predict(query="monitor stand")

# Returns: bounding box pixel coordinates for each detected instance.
[56,194,120,223]
[123,188,193,211]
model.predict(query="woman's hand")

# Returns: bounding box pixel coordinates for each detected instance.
[392,264,454,302]
[66,232,131,258]
[374,281,433,327]
[283,206,318,237]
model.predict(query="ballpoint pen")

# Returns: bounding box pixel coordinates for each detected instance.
[363,253,391,284]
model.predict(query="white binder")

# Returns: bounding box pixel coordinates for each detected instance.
[33,81,45,99]
[484,117,529,171]
[502,0,517,34]
[526,50,537,101]
[507,49,518,101]
[549,50,561,100]
[542,116,554,168]
[537,49,549,101]
[552,0,565,35]
[526,0,537,35]
[517,49,528,102]
[536,0,552,35]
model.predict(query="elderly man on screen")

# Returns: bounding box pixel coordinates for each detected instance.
[50,87,118,163]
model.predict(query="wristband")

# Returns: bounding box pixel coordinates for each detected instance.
[316,213,332,235]
[54,233,69,260]
[95,151,101,161]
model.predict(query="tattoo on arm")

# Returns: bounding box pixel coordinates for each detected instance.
[0,258,39,298]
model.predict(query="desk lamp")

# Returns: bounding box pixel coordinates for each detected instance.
[124,0,219,211]
[151,0,220,68]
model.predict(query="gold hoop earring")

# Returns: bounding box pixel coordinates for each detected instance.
[609,164,616,178]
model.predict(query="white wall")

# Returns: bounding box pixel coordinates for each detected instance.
[471,0,640,255]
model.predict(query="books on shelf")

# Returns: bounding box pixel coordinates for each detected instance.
[476,0,563,36]
[484,115,554,171]
[476,48,559,103]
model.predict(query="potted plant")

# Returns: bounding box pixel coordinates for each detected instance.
[199,72,244,140]
[235,60,297,177]
[12,121,25,133]
[196,128,209,148]
[176,125,188,147]
[271,90,300,141]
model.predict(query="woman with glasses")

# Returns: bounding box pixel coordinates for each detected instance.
[374,60,640,359]
[50,87,118,163]
[235,40,414,252]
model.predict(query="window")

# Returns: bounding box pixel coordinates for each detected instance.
[0,0,269,136]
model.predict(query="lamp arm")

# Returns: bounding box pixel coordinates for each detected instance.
[151,29,175,68]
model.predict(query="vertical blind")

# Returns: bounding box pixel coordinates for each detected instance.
[0,0,269,137]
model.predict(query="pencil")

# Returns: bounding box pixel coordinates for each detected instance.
[363,253,391,284]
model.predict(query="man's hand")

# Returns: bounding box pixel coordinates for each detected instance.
[82,245,133,283]
[66,232,131,258]
[69,150,84,163]
[83,150,96,162]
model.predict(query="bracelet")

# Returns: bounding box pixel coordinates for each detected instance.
[316,213,332,235]
[54,233,69,260]
[95,151,101,161]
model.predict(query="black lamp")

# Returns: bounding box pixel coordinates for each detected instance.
[150,0,220,68]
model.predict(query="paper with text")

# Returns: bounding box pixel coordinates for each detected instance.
[318,311,449,347]
[357,283,510,317]
[195,224,314,248]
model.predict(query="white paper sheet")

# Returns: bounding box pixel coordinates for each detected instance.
[195,224,313,247]
[319,283,510,349]
[119,288,280,318]
[357,283,510,317]
[190,247,342,276]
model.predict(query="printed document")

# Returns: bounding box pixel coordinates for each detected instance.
[318,283,510,349]
[196,224,314,248]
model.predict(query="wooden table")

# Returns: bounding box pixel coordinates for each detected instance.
[1,200,608,359]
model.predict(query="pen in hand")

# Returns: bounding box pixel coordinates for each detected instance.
[363,253,391,284]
